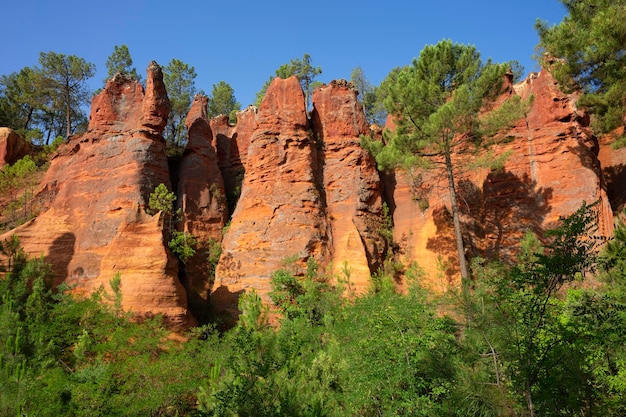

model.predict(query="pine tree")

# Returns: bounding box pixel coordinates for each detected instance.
[366,40,509,288]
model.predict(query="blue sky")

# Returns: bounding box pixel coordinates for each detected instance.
[3,1,567,108]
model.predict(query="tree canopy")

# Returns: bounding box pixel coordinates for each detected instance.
[536,0,626,134]
[207,81,241,123]
[0,67,43,133]
[163,59,197,148]
[104,44,140,83]
[0,53,95,142]
[38,52,95,139]
[350,66,386,126]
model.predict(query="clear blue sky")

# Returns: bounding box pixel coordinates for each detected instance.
[2,1,567,108]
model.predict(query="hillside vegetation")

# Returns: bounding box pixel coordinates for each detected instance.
[1,0,625,415]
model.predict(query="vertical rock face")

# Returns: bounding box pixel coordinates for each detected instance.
[391,69,614,290]
[211,107,256,214]
[511,68,611,232]
[1,63,620,327]
[213,76,329,320]
[178,95,228,240]
[0,128,31,169]
[0,63,194,329]
[176,95,228,316]
[310,80,386,293]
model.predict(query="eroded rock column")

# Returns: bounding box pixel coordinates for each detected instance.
[213,76,329,320]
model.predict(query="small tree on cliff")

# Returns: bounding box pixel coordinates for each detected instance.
[163,59,197,148]
[363,40,513,291]
[147,183,197,264]
[350,66,386,126]
[104,44,140,83]
[147,183,178,230]
[207,81,241,123]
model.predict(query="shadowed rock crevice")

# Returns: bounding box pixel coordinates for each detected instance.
[213,109,256,216]
[174,94,229,323]
[45,232,76,288]
[597,128,626,215]
[602,163,626,213]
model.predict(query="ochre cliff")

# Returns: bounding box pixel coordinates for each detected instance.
[390,69,614,290]
[0,64,620,327]
[212,76,330,321]
[0,63,194,329]
[310,80,387,293]
[0,127,31,169]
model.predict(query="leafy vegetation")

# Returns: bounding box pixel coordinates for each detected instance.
[1,5,626,416]
[0,154,52,232]
[0,53,95,143]
[362,39,513,288]
[0,236,220,416]
[147,183,202,266]
[207,81,241,123]
[104,44,141,83]
[163,58,198,149]
[37,52,96,139]
[350,66,387,125]
[3,202,622,416]
[169,230,198,264]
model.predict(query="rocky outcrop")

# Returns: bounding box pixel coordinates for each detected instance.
[176,95,228,317]
[0,63,194,329]
[0,128,31,169]
[310,80,386,293]
[1,62,620,327]
[178,95,228,240]
[391,69,614,290]
[213,76,329,321]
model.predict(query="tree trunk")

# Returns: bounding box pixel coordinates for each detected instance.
[444,146,470,294]
[65,85,71,138]
[23,107,34,131]
[525,387,535,417]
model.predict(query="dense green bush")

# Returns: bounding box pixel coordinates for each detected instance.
[1,203,625,416]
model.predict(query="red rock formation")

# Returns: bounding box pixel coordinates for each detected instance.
[231,107,256,167]
[178,95,228,240]
[391,69,614,291]
[213,76,329,321]
[1,62,618,328]
[0,128,32,169]
[310,80,386,293]
[0,62,194,329]
[505,69,612,235]
[176,94,228,316]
